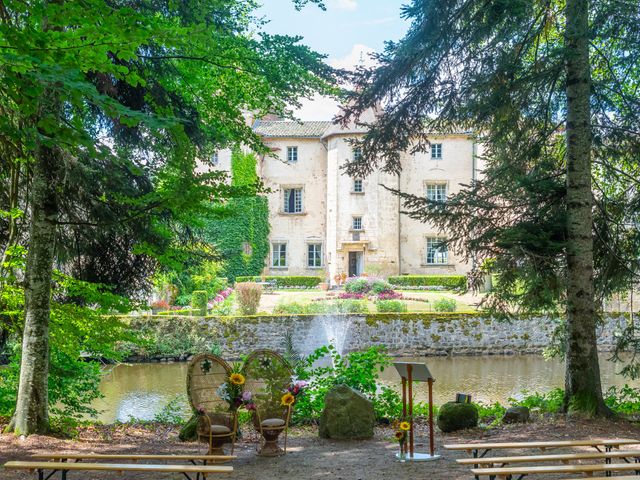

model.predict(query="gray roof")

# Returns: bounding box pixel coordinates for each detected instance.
[253,120,333,138]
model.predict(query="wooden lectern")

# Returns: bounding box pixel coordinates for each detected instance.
[393,362,441,462]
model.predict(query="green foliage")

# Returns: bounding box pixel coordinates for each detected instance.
[236,276,322,288]
[375,300,408,313]
[388,275,467,289]
[510,388,565,414]
[604,385,640,415]
[205,150,270,282]
[191,290,208,316]
[234,282,262,315]
[433,298,457,312]
[344,278,372,294]
[0,273,134,420]
[273,300,370,315]
[293,345,432,423]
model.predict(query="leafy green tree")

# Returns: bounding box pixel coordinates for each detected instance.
[342,0,639,416]
[0,0,335,434]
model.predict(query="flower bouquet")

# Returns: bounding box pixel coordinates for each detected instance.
[280,380,308,408]
[393,420,411,461]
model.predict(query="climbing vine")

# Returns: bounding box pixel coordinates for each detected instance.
[205,149,270,281]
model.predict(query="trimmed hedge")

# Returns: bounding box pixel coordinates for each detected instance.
[191,290,208,316]
[235,275,322,288]
[388,275,467,289]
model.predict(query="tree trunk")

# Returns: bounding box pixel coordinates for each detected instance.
[7,143,60,435]
[563,0,609,417]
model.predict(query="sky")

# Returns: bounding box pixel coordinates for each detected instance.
[257,0,411,120]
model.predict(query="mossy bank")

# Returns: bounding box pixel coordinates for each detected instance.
[117,313,626,362]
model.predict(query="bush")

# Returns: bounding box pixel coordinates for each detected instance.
[375,299,408,313]
[235,282,262,315]
[273,302,307,315]
[191,290,208,316]
[235,275,322,288]
[370,279,394,294]
[344,277,371,294]
[388,275,467,289]
[433,297,457,312]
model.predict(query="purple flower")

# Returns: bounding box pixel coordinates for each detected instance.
[241,391,252,402]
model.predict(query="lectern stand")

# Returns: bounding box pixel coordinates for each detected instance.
[393,362,441,462]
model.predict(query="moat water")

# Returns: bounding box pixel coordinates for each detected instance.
[91,354,638,423]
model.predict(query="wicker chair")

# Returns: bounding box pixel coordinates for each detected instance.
[187,353,238,455]
[243,350,293,457]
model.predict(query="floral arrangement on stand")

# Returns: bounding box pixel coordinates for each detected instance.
[281,380,308,408]
[393,420,411,461]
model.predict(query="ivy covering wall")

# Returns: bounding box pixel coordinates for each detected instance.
[205,149,269,281]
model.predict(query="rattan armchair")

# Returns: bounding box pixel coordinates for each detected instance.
[187,354,238,455]
[243,349,293,457]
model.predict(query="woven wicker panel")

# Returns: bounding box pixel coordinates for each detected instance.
[243,350,292,420]
[187,354,231,414]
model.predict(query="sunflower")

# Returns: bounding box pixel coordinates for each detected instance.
[394,431,405,441]
[229,373,245,385]
[399,421,411,431]
[281,392,295,407]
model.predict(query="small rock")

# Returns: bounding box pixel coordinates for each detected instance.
[503,406,530,424]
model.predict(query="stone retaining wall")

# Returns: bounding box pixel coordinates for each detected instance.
[123,313,627,362]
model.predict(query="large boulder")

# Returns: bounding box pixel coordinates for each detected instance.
[437,402,478,433]
[503,406,530,424]
[319,385,375,439]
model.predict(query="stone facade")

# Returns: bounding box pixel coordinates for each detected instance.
[125,313,626,361]
[210,110,478,284]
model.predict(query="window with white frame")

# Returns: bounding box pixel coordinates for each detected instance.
[272,242,287,267]
[353,146,362,162]
[287,146,298,163]
[353,179,364,193]
[307,243,322,268]
[283,188,303,213]
[426,182,447,202]
[426,237,448,264]
[211,151,219,166]
[352,216,363,231]
[431,143,443,160]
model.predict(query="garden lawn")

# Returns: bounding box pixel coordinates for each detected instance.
[258,289,483,314]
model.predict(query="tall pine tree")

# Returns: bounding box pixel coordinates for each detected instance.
[342,0,640,416]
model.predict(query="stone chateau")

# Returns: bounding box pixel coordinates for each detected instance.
[212,110,480,283]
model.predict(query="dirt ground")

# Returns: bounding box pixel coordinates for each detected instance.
[2,417,640,479]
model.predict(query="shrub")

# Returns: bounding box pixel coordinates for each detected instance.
[388,275,467,289]
[375,299,408,313]
[235,275,322,288]
[235,282,263,315]
[370,279,394,294]
[433,297,457,312]
[333,299,369,313]
[344,277,371,294]
[150,299,170,311]
[191,290,208,316]
[273,302,307,315]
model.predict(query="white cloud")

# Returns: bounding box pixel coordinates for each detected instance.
[329,43,376,70]
[290,44,376,121]
[327,0,358,11]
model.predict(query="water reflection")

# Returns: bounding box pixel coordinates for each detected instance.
[92,355,636,424]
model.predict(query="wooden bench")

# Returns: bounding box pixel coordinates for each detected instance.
[457,450,640,467]
[4,460,233,480]
[470,461,640,479]
[444,438,640,458]
[32,452,235,464]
